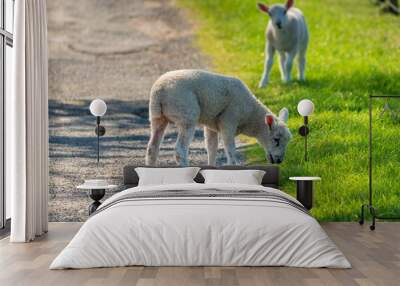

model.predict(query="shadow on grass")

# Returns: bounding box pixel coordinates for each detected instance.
[257,70,400,113]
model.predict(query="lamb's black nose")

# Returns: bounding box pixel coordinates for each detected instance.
[276,22,282,29]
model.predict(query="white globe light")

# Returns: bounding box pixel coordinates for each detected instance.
[90,99,107,117]
[297,99,315,116]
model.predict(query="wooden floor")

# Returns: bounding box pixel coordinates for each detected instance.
[0,223,399,286]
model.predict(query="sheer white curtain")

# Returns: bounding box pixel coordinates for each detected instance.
[7,0,49,242]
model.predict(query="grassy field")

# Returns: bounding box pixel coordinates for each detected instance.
[179,0,400,220]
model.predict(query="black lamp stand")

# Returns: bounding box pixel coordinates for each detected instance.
[95,116,106,165]
[298,116,310,162]
[359,95,400,230]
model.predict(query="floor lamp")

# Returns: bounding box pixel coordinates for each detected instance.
[359,95,400,230]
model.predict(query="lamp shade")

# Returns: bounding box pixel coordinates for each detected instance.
[90,99,107,117]
[297,99,315,116]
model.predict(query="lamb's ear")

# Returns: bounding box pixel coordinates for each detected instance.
[279,108,289,124]
[265,114,275,129]
[257,2,269,14]
[286,0,294,9]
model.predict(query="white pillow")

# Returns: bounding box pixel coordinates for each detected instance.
[135,167,200,186]
[200,169,266,185]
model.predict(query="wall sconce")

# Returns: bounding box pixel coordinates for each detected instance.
[297,99,315,162]
[89,99,107,164]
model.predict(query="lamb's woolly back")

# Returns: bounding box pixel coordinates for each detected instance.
[150,69,270,114]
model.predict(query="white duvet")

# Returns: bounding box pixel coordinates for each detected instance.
[50,183,351,269]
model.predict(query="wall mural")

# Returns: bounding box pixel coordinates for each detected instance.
[48,0,400,222]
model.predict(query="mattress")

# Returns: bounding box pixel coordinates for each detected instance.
[50,183,351,269]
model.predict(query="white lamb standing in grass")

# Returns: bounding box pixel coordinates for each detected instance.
[146,69,292,166]
[258,0,309,87]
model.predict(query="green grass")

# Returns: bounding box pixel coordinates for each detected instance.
[179,0,400,221]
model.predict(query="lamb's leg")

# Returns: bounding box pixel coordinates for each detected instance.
[283,51,296,83]
[259,43,275,88]
[146,117,168,166]
[298,50,306,81]
[204,127,218,166]
[220,128,239,165]
[175,124,196,166]
[278,51,287,82]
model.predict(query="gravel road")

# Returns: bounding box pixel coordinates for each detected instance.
[47,0,245,221]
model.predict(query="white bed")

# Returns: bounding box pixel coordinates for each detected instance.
[50,183,351,269]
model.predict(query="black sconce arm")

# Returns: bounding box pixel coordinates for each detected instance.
[298,116,310,162]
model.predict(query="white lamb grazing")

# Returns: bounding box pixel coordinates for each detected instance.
[258,0,309,87]
[146,70,292,166]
